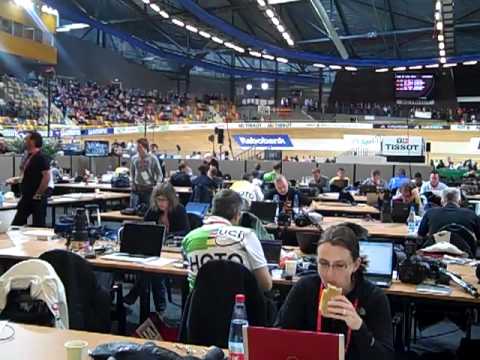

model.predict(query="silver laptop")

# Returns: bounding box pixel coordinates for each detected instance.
[359,240,394,288]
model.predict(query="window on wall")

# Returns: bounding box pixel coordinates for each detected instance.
[24,26,35,40]
[13,22,23,37]
[0,18,12,33]
[0,15,53,46]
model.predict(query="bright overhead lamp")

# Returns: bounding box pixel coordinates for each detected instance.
[224,42,235,49]
[313,63,326,68]
[150,3,160,12]
[276,57,288,63]
[142,0,151,4]
[438,42,445,50]
[265,9,275,18]
[199,31,211,39]
[159,11,169,19]
[172,18,185,27]
[257,0,267,6]
[271,17,280,26]
[463,60,478,66]
[261,82,269,90]
[439,49,446,57]
[443,63,457,68]
[409,65,423,70]
[14,0,34,10]
[375,68,389,72]
[435,0,442,12]
[393,66,406,71]
[438,34,444,42]
[329,65,342,70]
[282,32,291,40]
[249,51,262,57]
[277,25,285,33]
[262,54,275,60]
[211,36,224,44]
[66,23,90,30]
[434,12,442,21]
[440,57,447,64]
[425,64,440,68]
[186,24,198,33]
[234,46,245,53]
[345,66,357,71]
[286,38,294,46]
[246,83,253,91]
[436,22,443,31]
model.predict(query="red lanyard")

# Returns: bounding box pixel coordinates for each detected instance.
[317,284,359,354]
[22,149,40,173]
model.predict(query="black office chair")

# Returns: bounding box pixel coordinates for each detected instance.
[187,213,203,231]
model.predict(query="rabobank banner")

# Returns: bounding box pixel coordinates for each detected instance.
[234,134,293,149]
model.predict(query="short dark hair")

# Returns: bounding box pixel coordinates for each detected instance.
[255,163,261,171]
[414,172,422,178]
[136,138,149,151]
[212,189,243,221]
[198,164,209,175]
[399,182,415,194]
[338,167,345,172]
[178,161,187,171]
[372,169,381,177]
[431,170,439,175]
[27,131,43,148]
[398,168,406,176]
[273,162,282,171]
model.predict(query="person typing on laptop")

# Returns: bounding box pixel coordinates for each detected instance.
[275,224,394,360]
[124,183,191,313]
[182,189,272,292]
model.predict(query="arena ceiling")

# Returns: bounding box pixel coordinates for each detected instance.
[44,0,480,80]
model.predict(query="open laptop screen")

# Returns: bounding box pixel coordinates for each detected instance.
[359,240,393,276]
[120,223,165,257]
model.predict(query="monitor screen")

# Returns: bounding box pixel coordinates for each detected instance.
[84,141,109,157]
[395,73,435,99]
[359,241,393,275]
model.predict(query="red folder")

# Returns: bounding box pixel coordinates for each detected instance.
[244,326,345,360]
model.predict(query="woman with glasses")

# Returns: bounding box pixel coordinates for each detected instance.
[275,224,394,360]
[124,183,190,313]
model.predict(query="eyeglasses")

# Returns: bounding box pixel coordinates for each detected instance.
[317,260,351,273]
[156,197,168,202]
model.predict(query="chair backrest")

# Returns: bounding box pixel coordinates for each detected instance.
[179,260,267,348]
[190,184,213,204]
[187,213,203,231]
[39,249,111,332]
[436,223,477,257]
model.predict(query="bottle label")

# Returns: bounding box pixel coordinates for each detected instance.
[230,352,245,360]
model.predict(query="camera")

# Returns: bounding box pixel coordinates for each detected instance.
[398,240,449,285]
[276,212,291,227]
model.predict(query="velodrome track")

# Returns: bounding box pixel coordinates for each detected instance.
[81,124,480,161]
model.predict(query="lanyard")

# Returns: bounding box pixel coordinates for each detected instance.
[317,284,359,354]
[22,149,40,174]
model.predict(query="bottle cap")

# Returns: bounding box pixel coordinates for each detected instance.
[235,294,245,303]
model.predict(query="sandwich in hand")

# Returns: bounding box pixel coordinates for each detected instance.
[320,283,342,316]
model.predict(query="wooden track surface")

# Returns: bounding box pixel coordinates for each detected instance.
[81,126,480,160]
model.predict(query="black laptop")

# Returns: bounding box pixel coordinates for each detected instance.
[260,240,282,266]
[391,201,410,223]
[359,239,394,288]
[250,201,278,224]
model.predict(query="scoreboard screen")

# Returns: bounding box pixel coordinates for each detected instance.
[395,74,435,99]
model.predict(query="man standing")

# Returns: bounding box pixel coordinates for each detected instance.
[9,132,51,227]
[130,138,163,208]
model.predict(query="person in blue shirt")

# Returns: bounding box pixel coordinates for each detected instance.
[387,168,410,193]
[420,171,448,194]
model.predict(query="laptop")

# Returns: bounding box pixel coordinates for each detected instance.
[391,201,410,223]
[359,239,394,288]
[250,201,277,224]
[185,202,210,218]
[359,184,378,195]
[330,179,348,192]
[244,326,345,360]
[102,223,165,263]
[260,240,282,266]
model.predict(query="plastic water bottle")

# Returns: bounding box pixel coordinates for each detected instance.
[228,294,248,360]
[273,194,280,224]
[407,206,416,234]
[293,193,300,215]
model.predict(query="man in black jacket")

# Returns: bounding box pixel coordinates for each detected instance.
[265,175,310,209]
[170,162,192,188]
[418,187,480,241]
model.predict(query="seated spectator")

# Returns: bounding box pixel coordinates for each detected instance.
[329,168,350,191]
[50,160,63,183]
[417,188,480,246]
[412,172,424,191]
[265,176,310,212]
[170,161,192,187]
[208,158,223,178]
[125,183,191,311]
[230,174,264,205]
[275,224,394,360]
[182,189,272,291]
[309,168,329,194]
[387,168,410,192]
[361,169,386,189]
[263,162,282,183]
[392,183,421,214]
[420,170,447,194]
[0,134,9,154]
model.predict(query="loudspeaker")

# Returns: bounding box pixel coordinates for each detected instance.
[426,142,431,153]
[217,129,224,144]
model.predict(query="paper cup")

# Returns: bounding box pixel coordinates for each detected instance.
[285,260,297,277]
[65,340,88,360]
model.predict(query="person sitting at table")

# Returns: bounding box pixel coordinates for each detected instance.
[230,174,264,205]
[208,158,223,178]
[412,172,424,191]
[182,189,272,291]
[417,188,480,248]
[50,160,63,183]
[420,170,447,195]
[329,168,350,192]
[275,224,394,360]
[251,163,264,180]
[361,169,386,189]
[124,183,191,312]
[170,161,192,188]
[387,168,410,193]
[392,183,421,214]
[115,160,129,176]
[265,176,310,212]
[309,168,329,194]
